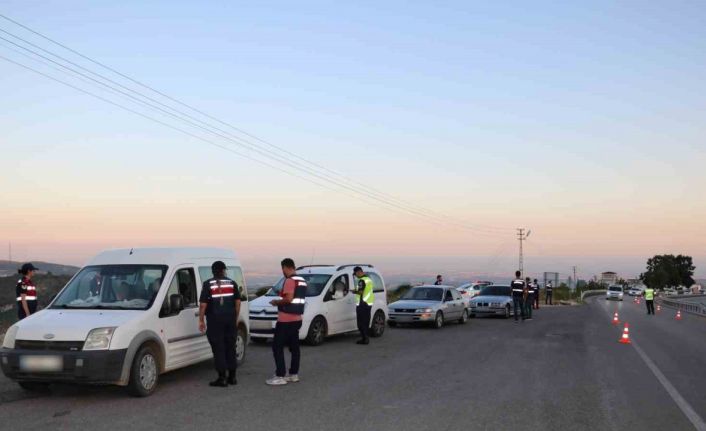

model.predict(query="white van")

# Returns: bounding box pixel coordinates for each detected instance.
[0,248,249,397]
[249,264,388,345]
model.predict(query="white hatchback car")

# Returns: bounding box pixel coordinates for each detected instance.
[606,285,624,301]
[249,264,388,345]
[1,248,249,397]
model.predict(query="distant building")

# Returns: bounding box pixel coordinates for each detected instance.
[600,271,618,286]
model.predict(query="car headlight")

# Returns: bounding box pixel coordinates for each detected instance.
[415,308,433,313]
[2,325,19,349]
[83,327,116,351]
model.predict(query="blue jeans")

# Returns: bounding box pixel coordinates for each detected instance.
[513,296,525,321]
[524,295,533,319]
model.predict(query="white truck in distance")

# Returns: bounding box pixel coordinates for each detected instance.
[249,264,388,345]
[1,248,250,397]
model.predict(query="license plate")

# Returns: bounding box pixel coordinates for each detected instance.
[19,355,63,372]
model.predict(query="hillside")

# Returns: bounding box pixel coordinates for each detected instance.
[0,260,79,276]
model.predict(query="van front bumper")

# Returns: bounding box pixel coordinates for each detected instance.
[0,347,127,384]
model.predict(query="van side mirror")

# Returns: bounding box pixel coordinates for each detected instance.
[170,294,184,314]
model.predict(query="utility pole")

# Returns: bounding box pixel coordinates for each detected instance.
[517,228,531,277]
[573,266,577,290]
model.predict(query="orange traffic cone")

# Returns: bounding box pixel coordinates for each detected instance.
[619,323,631,344]
[676,310,682,320]
[656,304,661,313]
[612,312,620,325]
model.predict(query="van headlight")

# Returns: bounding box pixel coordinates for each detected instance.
[2,325,19,349]
[83,327,116,351]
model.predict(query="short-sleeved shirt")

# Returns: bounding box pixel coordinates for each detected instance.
[16,277,37,302]
[199,277,240,319]
[278,278,303,323]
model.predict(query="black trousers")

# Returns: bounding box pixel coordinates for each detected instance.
[646,300,655,315]
[206,317,237,375]
[17,301,37,320]
[545,292,553,305]
[357,303,372,341]
[273,321,302,377]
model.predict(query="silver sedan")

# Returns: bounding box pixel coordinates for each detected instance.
[388,285,469,328]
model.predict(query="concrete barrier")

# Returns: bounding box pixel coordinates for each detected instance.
[658,295,706,317]
[580,290,606,301]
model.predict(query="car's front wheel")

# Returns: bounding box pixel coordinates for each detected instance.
[370,311,386,337]
[434,311,444,329]
[504,304,511,319]
[305,316,327,346]
[236,325,247,365]
[127,344,159,397]
[459,309,468,324]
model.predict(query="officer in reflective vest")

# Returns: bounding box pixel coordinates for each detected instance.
[16,263,39,321]
[198,260,241,387]
[532,279,540,309]
[352,266,375,345]
[511,271,526,323]
[644,287,655,315]
[524,277,534,320]
[267,258,307,386]
[545,280,553,305]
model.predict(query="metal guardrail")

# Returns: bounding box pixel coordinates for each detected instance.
[658,294,706,316]
[580,289,606,301]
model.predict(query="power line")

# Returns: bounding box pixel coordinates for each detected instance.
[0,15,513,236]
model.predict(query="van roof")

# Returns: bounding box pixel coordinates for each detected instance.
[296,264,377,276]
[85,247,239,267]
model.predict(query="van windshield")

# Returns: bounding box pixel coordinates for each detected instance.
[609,286,623,292]
[51,265,168,310]
[266,274,332,297]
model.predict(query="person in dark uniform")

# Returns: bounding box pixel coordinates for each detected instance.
[198,261,240,387]
[434,275,443,285]
[352,266,375,345]
[16,263,39,320]
[510,271,526,323]
[89,273,102,297]
[545,280,553,305]
[533,279,540,309]
[524,277,534,320]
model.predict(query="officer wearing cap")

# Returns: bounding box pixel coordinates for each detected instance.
[16,263,39,320]
[198,261,241,387]
[352,266,375,345]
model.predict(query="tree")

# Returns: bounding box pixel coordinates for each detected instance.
[640,254,695,289]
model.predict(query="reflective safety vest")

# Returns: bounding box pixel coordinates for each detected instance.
[644,288,655,300]
[546,283,553,292]
[511,279,525,296]
[16,277,37,302]
[355,275,375,306]
[529,283,538,294]
[280,276,307,315]
[209,278,236,299]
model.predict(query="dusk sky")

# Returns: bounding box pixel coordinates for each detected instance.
[1,1,705,281]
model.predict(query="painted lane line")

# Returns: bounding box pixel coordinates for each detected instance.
[599,299,706,431]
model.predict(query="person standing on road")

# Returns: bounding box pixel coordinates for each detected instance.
[511,271,526,323]
[644,286,655,315]
[267,258,307,386]
[353,266,375,344]
[16,263,39,321]
[545,280,553,305]
[198,261,241,387]
[524,277,534,320]
[533,279,540,309]
[434,275,443,285]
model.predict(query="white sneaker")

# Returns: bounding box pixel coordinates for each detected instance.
[266,376,288,386]
[285,374,299,383]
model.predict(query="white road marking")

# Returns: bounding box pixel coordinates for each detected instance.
[599,300,706,431]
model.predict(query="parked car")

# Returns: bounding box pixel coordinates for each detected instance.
[1,248,250,397]
[388,285,468,328]
[627,287,642,296]
[468,285,514,318]
[606,285,624,301]
[456,281,492,299]
[249,264,388,346]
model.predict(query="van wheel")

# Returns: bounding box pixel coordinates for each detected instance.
[459,309,468,324]
[306,316,327,346]
[370,311,386,337]
[236,325,247,365]
[127,345,159,397]
[434,311,444,329]
[18,381,50,392]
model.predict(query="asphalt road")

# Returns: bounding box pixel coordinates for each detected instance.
[0,299,704,431]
